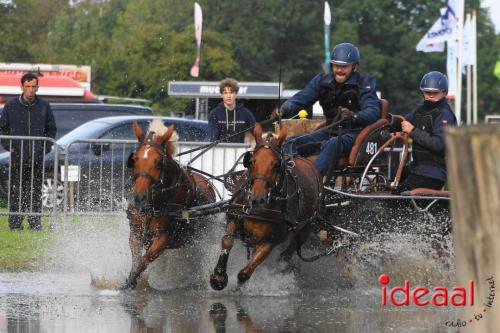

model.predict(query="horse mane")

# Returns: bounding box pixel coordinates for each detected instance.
[149,119,178,156]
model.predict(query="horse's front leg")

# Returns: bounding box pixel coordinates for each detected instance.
[122,212,145,289]
[123,218,169,289]
[210,217,238,290]
[237,242,273,285]
[279,231,298,263]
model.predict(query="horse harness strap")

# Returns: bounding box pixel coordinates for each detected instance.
[250,140,300,203]
[227,203,286,223]
[244,138,312,230]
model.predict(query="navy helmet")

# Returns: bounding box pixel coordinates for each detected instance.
[420,71,448,92]
[331,43,360,65]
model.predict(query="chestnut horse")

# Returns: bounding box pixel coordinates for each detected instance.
[122,120,216,289]
[210,123,322,290]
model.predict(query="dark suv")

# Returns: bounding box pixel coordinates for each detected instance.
[0,103,153,154]
[0,116,209,209]
[0,102,153,139]
[50,103,153,138]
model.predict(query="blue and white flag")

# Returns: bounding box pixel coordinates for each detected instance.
[416,1,460,52]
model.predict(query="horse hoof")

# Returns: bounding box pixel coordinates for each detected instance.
[119,278,137,290]
[237,271,250,284]
[210,273,228,291]
[119,283,131,290]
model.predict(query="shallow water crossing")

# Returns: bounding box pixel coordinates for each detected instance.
[0,215,462,332]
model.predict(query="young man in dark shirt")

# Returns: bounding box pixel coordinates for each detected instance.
[208,78,255,143]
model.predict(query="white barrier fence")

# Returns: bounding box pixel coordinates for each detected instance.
[58,140,249,216]
[0,135,406,221]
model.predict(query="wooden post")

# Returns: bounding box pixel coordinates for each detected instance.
[446,124,500,332]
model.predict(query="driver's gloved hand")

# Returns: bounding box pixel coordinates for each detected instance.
[339,107,357,125]
[388,114,403,132]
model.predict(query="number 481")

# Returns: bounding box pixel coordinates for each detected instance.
[365,142,377,155]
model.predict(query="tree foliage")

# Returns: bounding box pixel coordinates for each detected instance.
[0,0,498,117]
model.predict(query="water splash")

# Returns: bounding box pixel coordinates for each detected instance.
[39,202,454,295]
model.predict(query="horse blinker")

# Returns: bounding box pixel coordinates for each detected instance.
[243,152,253,168]
[127,152,135,169]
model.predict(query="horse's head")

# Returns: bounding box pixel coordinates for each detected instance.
[247,123,287,208]
[128,120,178,210]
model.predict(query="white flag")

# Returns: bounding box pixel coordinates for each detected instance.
[324,1,331,25]
[446,40,458,98]
[461,14,476,68]
[416,1,460,52]
[190,3,203,78]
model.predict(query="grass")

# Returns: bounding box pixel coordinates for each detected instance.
[0,214,54,271]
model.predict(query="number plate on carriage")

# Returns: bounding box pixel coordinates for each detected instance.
[182,210,190,221]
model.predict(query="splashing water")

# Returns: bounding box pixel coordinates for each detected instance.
[39,201,454,296]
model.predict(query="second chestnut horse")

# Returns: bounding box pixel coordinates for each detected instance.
[210,123,322,290]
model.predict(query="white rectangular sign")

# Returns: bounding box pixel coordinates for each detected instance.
[60,165,80,182]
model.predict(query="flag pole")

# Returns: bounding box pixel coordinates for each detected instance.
[455,0,465,125]
[472,10,478,124]
[465,13,472,125]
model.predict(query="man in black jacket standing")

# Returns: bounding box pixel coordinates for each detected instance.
[208,78,255,143]
[0,73,57,230]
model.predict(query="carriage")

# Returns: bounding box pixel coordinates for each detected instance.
[121,101,451,290]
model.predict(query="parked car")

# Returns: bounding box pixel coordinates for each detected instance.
[0,103,153,154]
[0,116,209,209]
[0,102,153,139]
[50,103,154,139]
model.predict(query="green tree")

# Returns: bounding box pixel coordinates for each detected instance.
[0,0,68,62]
[103,0,238,114]
[5,0,497,118]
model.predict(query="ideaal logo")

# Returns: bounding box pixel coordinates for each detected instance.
[378,274,495,328]
[378,274,474,306]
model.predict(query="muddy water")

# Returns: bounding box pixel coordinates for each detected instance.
[0,215,461,332]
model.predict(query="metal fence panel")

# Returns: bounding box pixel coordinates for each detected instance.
[0,135,59,226]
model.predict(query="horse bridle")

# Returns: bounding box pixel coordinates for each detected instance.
[128,133,188,212]
[132,139,169,185]
[248,136,295,204]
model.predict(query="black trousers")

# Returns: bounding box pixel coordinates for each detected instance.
[398,170,445,193]
[8,160,44,230]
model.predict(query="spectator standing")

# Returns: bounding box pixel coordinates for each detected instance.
[0,73,57,230]
[208,78,255,143]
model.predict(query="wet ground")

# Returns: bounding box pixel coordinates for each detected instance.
[0,214,464,332]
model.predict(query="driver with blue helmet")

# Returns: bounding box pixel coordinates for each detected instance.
[395,71,457,191]
[272,42,380,178]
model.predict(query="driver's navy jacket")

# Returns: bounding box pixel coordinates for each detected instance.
[208,102,256,143]
[0,95,57,161]
[281,72,380,129]
[400,98,457,181]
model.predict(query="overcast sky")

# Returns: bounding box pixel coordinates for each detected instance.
[482,0,500,33]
